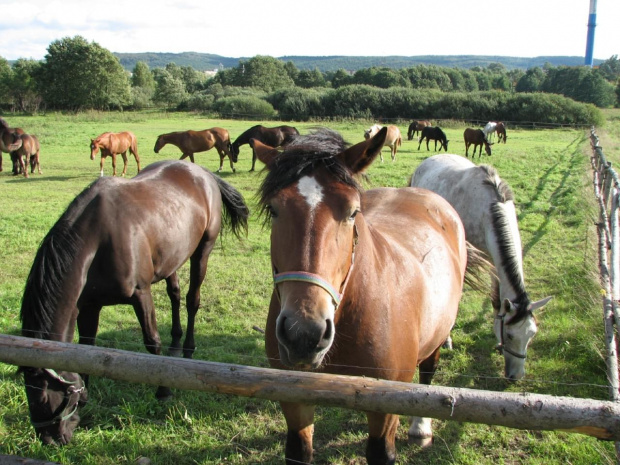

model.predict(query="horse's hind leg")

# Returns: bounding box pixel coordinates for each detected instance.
[166,272,183,357]
[409,348,441,448]
[183,238,216,359]
[120,152,128,177]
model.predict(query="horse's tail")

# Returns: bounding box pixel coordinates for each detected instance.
[464,241,494,293]
[213,175,249,239]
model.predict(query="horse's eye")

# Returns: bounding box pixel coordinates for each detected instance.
[267,205,278,218]
[349,209,360,221]
[507,334,514,341]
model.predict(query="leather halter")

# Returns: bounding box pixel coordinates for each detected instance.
[30,369,84,429]
[273,225,358,310]
[495,313,527,359]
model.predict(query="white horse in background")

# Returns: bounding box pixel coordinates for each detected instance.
[411,154,552,380]
[363,124,402,162]
[483,121,497,143]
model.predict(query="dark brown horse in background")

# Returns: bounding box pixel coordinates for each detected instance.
[407,120,431,140]
[464,127,493,157]
[496,122,507,143]
[12,134,41,178]
[90,131,141,177]
[154,127,237,172]
[0,117,24,174]
[253,128,486,464]
[231,124,299,171]
[19,160,249,446]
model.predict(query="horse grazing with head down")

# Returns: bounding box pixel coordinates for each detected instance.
[19,160,249,446]
[253,128,487,464]
[154,127,237,172]
[0,117,24,174]
[231,125,299,171]
[411,154,552,380]
[464,128,493,157]
[483,121,497,142]
[496,122,507,143]
[363,124,402,161]
[90,131,141,177]
[418,126,449,151]
[12,133,41,178]
[407,120,431,140]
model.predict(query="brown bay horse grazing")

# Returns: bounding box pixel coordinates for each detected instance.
[0,117,24,173]
[90,131,141,177]
[418,126,449,151]
[231,124,299,171]
[407,120,431,140]
[19,160,249,445]
[12,133,41,178]
[253,128,486,464]
[363,124,402,161]
[496,121,507,143]
[154,127,237,172]
[464,128,493,157]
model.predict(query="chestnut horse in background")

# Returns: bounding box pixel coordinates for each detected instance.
[363,123,402,161]
[154,127,237,172]
[13,134,41,178]
[464,128,493,157]
[253,128,487,464]
[231,124,299,171]
[407,120,431,140]
[90,131,141,177]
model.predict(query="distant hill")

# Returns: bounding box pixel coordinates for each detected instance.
[113,52,603,73]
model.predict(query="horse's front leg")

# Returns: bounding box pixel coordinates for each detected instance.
[77,303,103,389]
[217,151,225,172]
[408,348,441,447]
[165,272,183,357]
[17,153,28,178]
[99,155,105,177]
[250,149,257,171]
[367,411,399,465]
[281,401,315,464]
[130,287,171,399]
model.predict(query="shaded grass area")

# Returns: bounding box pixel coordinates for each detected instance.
[0,112,616,464]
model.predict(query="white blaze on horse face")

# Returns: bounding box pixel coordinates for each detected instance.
[297,176,323,213]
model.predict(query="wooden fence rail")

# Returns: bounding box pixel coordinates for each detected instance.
[1,334,620,442]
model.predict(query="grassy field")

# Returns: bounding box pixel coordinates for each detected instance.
[0,111,618,464]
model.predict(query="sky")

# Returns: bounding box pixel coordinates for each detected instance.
[1,0,618,63]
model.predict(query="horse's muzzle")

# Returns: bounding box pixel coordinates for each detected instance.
[276,314,334,369]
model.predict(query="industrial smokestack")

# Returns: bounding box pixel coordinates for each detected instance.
[584,0,597,67]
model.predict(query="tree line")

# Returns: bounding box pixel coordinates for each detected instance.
[0,36,618,125]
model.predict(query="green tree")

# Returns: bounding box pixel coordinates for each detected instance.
[131,61,155,90]
[330,69,353,88]
[597,55,620,82]
[516,67,545,92]
[153,68,187,108]
[237,56,295,92]
[0,57,12,106]
[295,68,326,88]
[37,36,131,110]
[7,59,42,112]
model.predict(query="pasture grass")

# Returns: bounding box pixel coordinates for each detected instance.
[0,112,617,464]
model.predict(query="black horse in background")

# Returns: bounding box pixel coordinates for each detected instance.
[418,126,449,152]
[231,125,299,171]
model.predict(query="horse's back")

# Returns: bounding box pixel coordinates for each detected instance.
[362,186,466,359]
[411,154,499,252]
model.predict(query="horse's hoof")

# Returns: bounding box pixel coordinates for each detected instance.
[155,386,174,400]
[408,435,433,448]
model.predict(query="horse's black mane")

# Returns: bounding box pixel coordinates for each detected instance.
[481,165,530,322]
[257,129,360,220]
[20,179,108,338]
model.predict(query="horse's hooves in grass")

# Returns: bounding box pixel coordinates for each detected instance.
[155,386,174,400]
[408,435,433,448]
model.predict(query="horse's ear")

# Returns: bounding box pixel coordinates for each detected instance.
[339,126,387,174]
[251,139,279,169]
[528,296,552,313]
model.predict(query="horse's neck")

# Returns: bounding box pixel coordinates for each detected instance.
[488,201,527,302]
